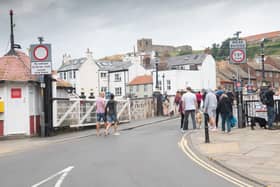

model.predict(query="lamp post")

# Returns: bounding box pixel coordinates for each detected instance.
[155,56,159,89]
[261,39,265,81]
[162,74,165,93]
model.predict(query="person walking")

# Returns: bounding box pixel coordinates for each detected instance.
[178,92,185,130]
[96,92,106,136]
[264,85,277,130]
[105,94,119,136]
[204,89,218,131]
[196,91,203,110]
[182,87,197,132]
[215,86,224,128]
[174,91,181,116]
[218,93,233,133]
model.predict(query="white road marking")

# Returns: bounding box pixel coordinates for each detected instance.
[31,166,74,187]
[179,136,252,187]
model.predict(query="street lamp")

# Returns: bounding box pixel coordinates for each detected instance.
[155,52,159,89]
[260,39,265,81]
[162,73,165,93]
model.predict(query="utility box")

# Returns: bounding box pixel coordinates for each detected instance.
[0,100,4,113]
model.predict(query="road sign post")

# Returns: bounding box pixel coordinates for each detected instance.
[229,38,247,128]
[30,42,53,137]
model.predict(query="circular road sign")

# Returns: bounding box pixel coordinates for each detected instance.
[231,49,245,63]
[33,45,49,61]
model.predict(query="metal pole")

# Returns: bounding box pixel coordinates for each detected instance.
[204,113,210,143]
[155,62,159,89]
[162,74,165,93]
[261,41,265,80]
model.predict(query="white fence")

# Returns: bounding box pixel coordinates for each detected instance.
[53,98,131,128]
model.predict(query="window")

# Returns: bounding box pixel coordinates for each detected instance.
[136,85,139,92]
[190,65,198,70]
[275,82,279,88]
[129,86,133,93]
[144,85,147,92]
[256,71,260,77]
[63,72,66,80]
[73,71,76,79]
[60,73,63,79]
[275,73,279,78]
[115,87,122,96]
[159,81,162,90]
[101,72,107,78]
[101,87,107,92]
[269,72,273,77]
[167,80,171,90]
[69,71,72,79]
[115,73,121,81]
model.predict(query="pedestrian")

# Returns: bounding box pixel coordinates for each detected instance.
[163,95,170,116]
[215,86,224,128]
[182,87,197,132]
[204,89,218,131]
[178,92,184,130]
[263,85,277,130]
[196,91,203,110]
[105,94,119,136]
[174,91,181,116]
[96,92,106,136]
[218,93,232,133]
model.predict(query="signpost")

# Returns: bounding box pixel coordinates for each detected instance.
[30,41,53,137]
[229,33,247,129]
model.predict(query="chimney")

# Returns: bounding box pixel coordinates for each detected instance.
[62,53,71,64]
[86,48,93,59]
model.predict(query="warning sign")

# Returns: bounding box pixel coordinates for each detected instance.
[229,40,247,64]
[30,44,52,75]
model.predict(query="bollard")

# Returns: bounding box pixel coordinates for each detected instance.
[204,113,210,143]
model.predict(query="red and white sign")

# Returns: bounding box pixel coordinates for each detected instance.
[30,44,52,75]
[231,49,245,63]
[33,45,49,61]
[11,88,22,99]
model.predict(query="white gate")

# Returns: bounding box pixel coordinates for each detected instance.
[53,98,131,128]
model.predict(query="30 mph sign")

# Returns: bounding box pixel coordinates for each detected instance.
[229,40,246,64]
[30,44,52,75]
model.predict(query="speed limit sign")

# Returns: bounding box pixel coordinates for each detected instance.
[229,40,247,64]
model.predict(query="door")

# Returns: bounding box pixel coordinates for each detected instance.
[5,84,28,135]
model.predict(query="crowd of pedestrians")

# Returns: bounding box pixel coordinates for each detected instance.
[175,85,236,134]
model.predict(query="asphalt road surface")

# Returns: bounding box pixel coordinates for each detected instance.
[0,119,236,187]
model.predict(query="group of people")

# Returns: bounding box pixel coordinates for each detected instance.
[95,92,120,136]
[175,86,235,134]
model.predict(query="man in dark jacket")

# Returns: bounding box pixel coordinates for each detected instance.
[105,94,119,135]
[266,85,276,130]
[218,94,233,133]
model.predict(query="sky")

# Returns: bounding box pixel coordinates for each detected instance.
[0,0,280,69]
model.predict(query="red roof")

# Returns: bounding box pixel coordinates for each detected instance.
[128,75,153,85]
[243,31,280,42]
[0,51,37,82]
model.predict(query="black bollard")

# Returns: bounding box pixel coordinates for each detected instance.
[204,113,210,143]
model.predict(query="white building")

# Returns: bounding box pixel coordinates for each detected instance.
[0,51,42,136]
[152,54,216,94]
[57,49,148,98]
[58,49,99,98]
[96,60,148,98]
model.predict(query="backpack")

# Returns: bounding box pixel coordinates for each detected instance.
[260,90,269,105]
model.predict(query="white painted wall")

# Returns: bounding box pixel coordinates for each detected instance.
[152,54,217,94]
[78,58,99,97]
[109,71,128,98]
[128,63,149,82]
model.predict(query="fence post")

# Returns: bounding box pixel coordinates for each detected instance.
[127,98,131,121]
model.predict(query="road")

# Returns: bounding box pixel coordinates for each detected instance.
[0,119,237,187]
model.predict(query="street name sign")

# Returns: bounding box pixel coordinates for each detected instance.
[30,44,52,75]
[229,40,247,64]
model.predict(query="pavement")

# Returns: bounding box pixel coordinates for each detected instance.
[0,116,173,157]
[187,126,280,187]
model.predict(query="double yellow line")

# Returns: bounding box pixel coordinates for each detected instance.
[178,135,253,187]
